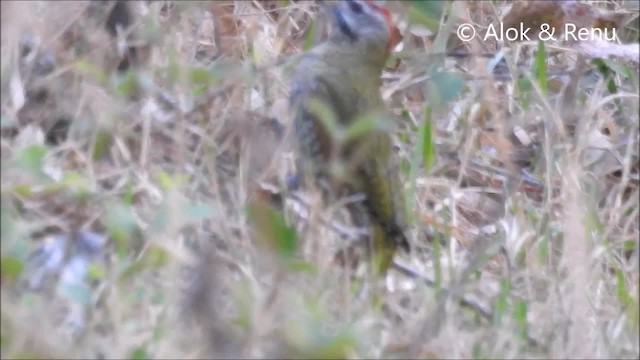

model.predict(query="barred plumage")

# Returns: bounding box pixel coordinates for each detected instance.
[289,1,408,275]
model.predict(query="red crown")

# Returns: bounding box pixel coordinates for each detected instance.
[363,0,399,55]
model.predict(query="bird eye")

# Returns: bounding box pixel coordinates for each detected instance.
[348,1,363,14]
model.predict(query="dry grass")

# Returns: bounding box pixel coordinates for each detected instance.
[1,1,638,359]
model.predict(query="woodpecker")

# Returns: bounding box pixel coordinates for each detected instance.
[289,0,408,276]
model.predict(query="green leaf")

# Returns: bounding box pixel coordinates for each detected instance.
[426,72,465,106]
[150,190,215,233]
[13,145,46,177]
[128,346,151,360]
[154,172,188,190]
[120,246,168,279]
[537,236,548,265]
[284,258,317,274]
[299,332,357,360]
[592,58,620,94]
[122,182,135,206]
[406,105,435,224]
[533,40,547,96]
[116,70,139,96]
[62,171,91,197]
[152,327,164,341]
[286,306,357,360]
[166,51,180,86]
[59,282,92,306]
[615,269,633,307]
[144,246,168,268]
[308,99,339,139]
[140,13,161,42]
[74,59,107,84]
[189,67,219,86]
[246,200,297,261]
[622,239,636,251]
[516,76,532,109]
[231,281,254,331]
[598,58,632,79]
[11,183,33,197]
[304,17,317,51]
[400,158,411,176]
[92,130,110,160]
[1,256,24,280]
[182,202,217,222]
[86,263,106,280]
[156,172,173,190]
[513,300,529,342]
[472,342,486,360]
[407,1,445,33]
[105,202,138,256]
[493,279,511,325]
[420,106,435,172]
[192,85,207,95]
[343,113,393,142]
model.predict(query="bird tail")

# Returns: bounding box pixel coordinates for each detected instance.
[370,223,407,276]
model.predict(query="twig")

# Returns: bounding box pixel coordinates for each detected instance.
[404,241,545,356]
[285,189,368,243]
[392,259,492,320]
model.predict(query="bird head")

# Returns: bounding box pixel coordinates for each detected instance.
[324,0,397,65]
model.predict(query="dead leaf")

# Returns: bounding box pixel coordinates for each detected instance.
[502,1,565,41]
[561,1,627,31]
[209,1,240,57]
[583,127,622,178]
[502,0,628,43]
